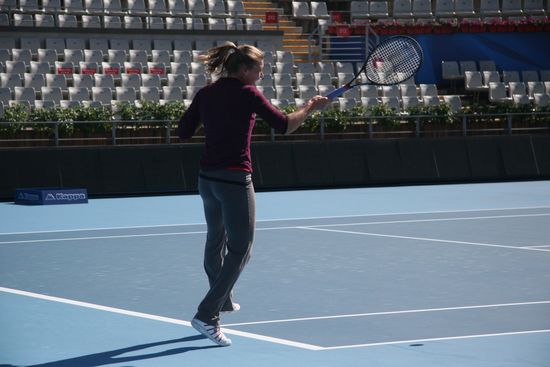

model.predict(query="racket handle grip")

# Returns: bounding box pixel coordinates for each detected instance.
[326,86,349,100]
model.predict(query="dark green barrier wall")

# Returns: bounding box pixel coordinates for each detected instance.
[2,135,549,200]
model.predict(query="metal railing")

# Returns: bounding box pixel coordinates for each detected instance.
[1,112,549,147]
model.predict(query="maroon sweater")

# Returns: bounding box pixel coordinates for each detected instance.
[178,77,288,172]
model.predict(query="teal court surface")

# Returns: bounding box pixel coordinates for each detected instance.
[1,180,550,366]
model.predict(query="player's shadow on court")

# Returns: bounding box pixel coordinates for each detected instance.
[27,335,219,367]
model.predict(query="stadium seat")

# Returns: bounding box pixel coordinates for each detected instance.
[419,83,438,98]
[69,86,90,102]
[488,82,511,102]
[441,60,462,85]
[273,73,292,87]
[161,86,183,103]
[1,73,22,88]
[292,1,315,20]
[19,37,40,51]
[6,61,27,75]
[54,61,75,79]
[207,0,229,17]
[435,0,455,18]
[335,62,354,74]
[523,0,545,15]
[94,74,115,88]
[350,1,369,21]
[482,70,500,87]
[454,0,476,17]
[188,0,210,18]
[165,16,185,29]
[148,16,165,29]
[257,86,276,99]
[226,0,250,18]
[13,86,36,105]
[124,15,143,29]
[401,96,419,111]
[382,85,400,97]
[412,0,433,18]
[167,0,190,16]
[73,74,94,88]
[360,84,379,98]
[527,81,545,98]
[170,62,189,74]
[101,61,122,79]
[148,0,169,15]
[311,1,330,19]
[369,0,389,18]
[104,0,124,15]
[540,70,550,82]
[140,86,160,102]
[92,86,113,105]
[258,74,274,87]
[14,14,34,27]
[41,86,63,105]
[85,0,104,13]
[142,74,161,87]
[295,73,315,86]
[298,85,318,99]
[116,86,137,102]
[533,93,550,107]
[82,15,101,27]
[0,88,10,106]
[121,73,141,88]
[381,96,400,112]
[12,48,33,64]
[190,61,206,74]
[108,50,126,64]
[129,49,148,63]
[480,0,501,17]
[20,0,41,13]
[276,85,294,100]
[24,73,46,92]
[459,60,477,75]
[393,0,414,18]
[103,15,122,29]
[502,70,520,83]
[187,17,205,30]
[275,62,293,74]
[46,38,65,53]
[30,61,51,74]
[188,73,207,86]
[443,95,462,113]
[167,73,187,87]
[46,74,67,89]
[90,39,109,53]
[399,84,417,98]
[64,0,86,14]
[124,61,143,74]
[111,39,130,50]
[208,18,226,30]
[64,49,84,64]
[501,0,523,16]
[35,14,55,27]
[422,95,440,107]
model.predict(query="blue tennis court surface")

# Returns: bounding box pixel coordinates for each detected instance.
[1,181,550,366]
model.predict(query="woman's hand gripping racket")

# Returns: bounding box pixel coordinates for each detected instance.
[326,36,423,100]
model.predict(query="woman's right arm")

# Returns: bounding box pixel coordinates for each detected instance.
[285,96,330,134]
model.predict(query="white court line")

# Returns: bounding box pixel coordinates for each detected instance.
[0,286,322,351]
[222,300,550,327]
[320,329,550,350]
[299,227,550,253]
[2,205,550,236]
[525,245,550,249]
[305,213,550,228]
[2,212,550,246]
[2,286,549,351]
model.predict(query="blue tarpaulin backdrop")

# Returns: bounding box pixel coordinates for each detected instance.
[330,32,550,85]
[413,32,550,84]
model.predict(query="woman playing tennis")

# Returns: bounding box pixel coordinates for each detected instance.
[178,42,328,346]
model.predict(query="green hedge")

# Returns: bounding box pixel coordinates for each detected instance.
[1,100,549,137]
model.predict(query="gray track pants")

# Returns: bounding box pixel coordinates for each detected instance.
[195,169,255,325]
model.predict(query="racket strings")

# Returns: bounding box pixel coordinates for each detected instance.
[365,38,422,85]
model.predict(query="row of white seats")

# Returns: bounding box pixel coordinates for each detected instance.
[2,12,262,30]
[488,81,550,101]
[1,82,446,106]
[0,48,294,65]
[465,73,550,94]
[0,0,251,18]
[442,60,550,83]
[0,37,278,53]
[350,0,548,21]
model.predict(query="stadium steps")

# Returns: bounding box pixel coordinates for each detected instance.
[242,0,320,62]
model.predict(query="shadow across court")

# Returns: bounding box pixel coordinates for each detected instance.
[26,335,218,367]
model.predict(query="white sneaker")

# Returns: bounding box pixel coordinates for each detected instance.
[191,318,232,347]
[221,303,240,315]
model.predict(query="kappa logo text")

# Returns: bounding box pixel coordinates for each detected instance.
[45,193,87,201]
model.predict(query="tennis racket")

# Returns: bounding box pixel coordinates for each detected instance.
[326,36,423,100]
